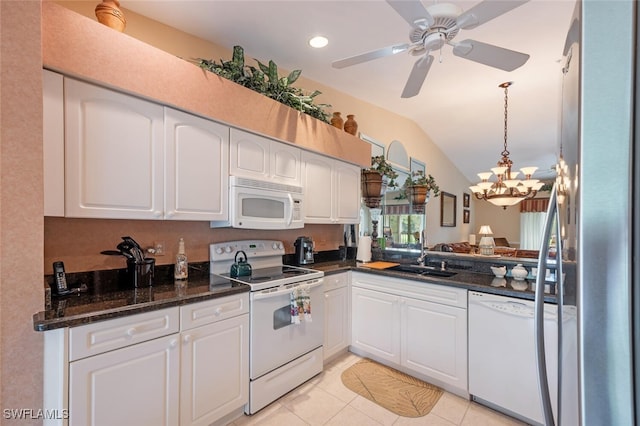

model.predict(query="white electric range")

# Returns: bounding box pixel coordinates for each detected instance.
[210,240,324,414]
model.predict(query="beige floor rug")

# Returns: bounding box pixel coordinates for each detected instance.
[341,358,443,418]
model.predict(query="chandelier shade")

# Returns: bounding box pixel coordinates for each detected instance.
[470,82,544,209]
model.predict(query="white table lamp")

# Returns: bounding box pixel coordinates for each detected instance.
[478,225,495,256]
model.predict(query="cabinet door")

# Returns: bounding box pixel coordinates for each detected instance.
[401,297,467,391]
[65,78,164,219]
[351,286,400,364]
[270,140,301,185]
[164,108,229,221]
[69,334,180,426]
[180,314,249,426]
[229,128,269,179]
[324,286,350,360]
[333,161,360,224]
[43,69,65,217]
[302,151,333,223]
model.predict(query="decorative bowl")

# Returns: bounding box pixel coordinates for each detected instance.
[490,266,506,278]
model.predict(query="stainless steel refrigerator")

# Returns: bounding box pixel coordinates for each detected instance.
[535,1,637,424]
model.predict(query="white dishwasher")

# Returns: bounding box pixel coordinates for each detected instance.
[468,291,577,426]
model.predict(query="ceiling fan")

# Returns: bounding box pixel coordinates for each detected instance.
[332,0,531,98]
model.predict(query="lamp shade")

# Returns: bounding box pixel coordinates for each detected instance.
[478,225,493,235]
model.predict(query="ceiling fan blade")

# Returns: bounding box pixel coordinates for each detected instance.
[386,0,434,28]
[401,55,434,98]
[452,39,529,71]
[332,43,410,69]
[456,0,529,30]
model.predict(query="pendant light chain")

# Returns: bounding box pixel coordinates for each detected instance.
[502,83,510,158]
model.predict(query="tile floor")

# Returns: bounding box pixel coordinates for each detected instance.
[229,352,528,426]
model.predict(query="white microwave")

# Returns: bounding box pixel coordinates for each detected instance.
[211,176,304,230]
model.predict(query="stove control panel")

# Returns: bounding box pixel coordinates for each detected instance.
[210,240,285,262]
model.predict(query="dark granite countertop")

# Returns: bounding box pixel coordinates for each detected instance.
[307,257,560,303]
[34,251,563,332]
[33,263,249,332]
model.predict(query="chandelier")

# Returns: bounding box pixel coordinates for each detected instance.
[470,82,544,209]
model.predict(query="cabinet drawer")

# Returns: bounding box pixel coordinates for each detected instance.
[69,308,179,361]
[181,293,249,331]
[324,272,349,292]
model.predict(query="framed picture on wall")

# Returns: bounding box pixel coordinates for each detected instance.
[463,192,470,208]
[463,209,470,224]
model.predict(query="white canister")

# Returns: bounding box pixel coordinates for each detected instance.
[356,236,372,263]
[511,264,528,281]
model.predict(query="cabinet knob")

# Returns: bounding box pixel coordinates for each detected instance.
[153,210,162,218]
[126,327,136,337]
[166,210,175,218]
[183,334,191,344]
[214,307,222,316]
[169,339,178,349]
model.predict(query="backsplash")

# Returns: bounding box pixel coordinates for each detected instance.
[44,217,346,274]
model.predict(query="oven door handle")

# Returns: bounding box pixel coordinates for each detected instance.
[252,279,323,300]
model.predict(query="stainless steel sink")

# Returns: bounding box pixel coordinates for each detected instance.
[388,264,457,277]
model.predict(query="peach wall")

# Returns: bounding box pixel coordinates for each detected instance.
[1,0,44,420]
[43,2,370,168]
[44,218,344,274]
[54,0,475,247]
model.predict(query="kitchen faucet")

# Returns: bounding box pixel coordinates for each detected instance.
[417,230,426,266]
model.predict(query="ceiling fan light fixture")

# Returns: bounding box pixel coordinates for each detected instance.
[471,81,542,209]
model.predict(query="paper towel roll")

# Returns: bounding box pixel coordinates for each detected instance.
[356,236,372,262]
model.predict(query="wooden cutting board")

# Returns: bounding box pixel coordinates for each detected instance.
[361,261,400,270]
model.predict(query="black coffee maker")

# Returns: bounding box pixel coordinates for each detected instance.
[294,236,315,265]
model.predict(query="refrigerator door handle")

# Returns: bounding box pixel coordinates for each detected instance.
[535,185,559,426]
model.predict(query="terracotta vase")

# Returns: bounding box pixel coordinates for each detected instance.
[95,0,126,32]
[330,112,344,129]
[344,114,358,135]
[410,185,429,214]
[361,170,383,208]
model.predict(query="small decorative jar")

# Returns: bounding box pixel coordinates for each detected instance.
[330,112,344,129]
[95,0,127,32]
[511,264,528,281]
[344,114,358,135]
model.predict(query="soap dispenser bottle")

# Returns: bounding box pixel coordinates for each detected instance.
[175,238,188,280]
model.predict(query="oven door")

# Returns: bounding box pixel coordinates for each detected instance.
[229,184,303,230]
[249,279,324,379]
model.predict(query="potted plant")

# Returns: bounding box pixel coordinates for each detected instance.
[361,156,398,208]
[404,170,440,212]
[195,46,331,123]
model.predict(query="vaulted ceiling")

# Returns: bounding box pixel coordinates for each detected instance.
[123,0,576,182]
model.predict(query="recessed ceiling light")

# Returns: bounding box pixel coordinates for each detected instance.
[309,36,328,48]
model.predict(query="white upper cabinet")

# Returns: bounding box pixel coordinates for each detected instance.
[302,151,360,224]
[43,69,65,217]
[230,128,301,186]
[63,77,230,221]
[164,108,229,221]
[64,77,165,219]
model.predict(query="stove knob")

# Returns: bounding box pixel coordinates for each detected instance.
[215,247,224,255]
[278,242,283,250]
[272,242,279,250]
[224,246,233,253]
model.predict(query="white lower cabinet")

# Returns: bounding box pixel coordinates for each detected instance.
[323,272,351,361]
[179,298,249,426]
[69,334,180,426]
[45,294,249,426]
[350,272,468,396]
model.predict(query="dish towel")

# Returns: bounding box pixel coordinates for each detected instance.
[290,285,312,324]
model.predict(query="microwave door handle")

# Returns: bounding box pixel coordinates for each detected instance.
[286,193,294,227]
